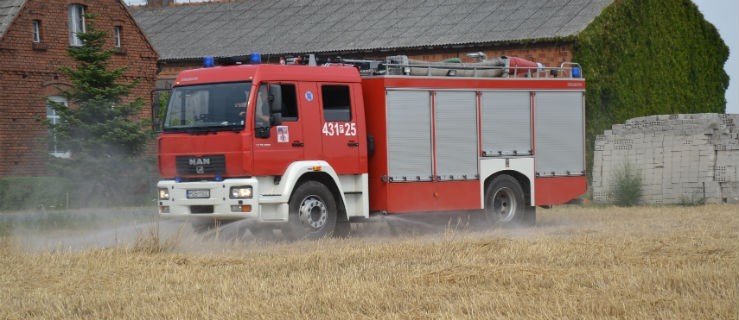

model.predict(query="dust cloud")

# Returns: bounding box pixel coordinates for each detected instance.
[1,206,595,254]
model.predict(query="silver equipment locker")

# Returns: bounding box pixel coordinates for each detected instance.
[434,91,479,180]
[480,91,532,157]
[534,92,585,176]
[386,90,433,182]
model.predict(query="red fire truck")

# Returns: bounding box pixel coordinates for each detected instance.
[155,54,587,239]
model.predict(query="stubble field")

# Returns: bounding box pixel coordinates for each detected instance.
[1,205,737,319]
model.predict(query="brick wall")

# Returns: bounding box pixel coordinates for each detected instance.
[0,0,158,176]
[593,114,739,205]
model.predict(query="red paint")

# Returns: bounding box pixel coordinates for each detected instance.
[534,176,587,205]
[316,82,366,174]
[158,131,251,178]
[175,64,360,87]
[380,181,481,213]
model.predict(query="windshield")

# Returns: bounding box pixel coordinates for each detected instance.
[163,82,251,132]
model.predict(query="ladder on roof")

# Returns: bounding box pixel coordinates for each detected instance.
[288,54,583,79]
[379,55,583,79]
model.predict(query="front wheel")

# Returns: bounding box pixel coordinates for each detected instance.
[285,181,338,240]
[484,175,534,227]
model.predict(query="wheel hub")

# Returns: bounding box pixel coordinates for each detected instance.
[492,187,517,222]
[298,196,328,229]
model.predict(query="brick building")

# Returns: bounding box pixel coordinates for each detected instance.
[0,0,158,176]
[130,0,613,86]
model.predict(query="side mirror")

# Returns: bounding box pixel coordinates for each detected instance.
[269,84,282,113]
[255,84,283,138]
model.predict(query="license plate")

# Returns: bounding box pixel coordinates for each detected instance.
[186,189,210,199]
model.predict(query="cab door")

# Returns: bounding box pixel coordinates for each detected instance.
[251,82,304,175]
[297,82,323,161]
[318,83,361,174]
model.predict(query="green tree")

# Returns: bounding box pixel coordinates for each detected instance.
[48,14,152,207]
[50,15,148,156]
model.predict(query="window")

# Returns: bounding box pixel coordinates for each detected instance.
[163,82,251,132]
[277,84,298,120]
[68,4,85,46]
[321,85,351,121]
[47,96,70,158]
[114,26,121,48]
[32,20,41,43]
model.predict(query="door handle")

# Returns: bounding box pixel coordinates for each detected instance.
[347,141,360,147]
[292,140,304,147]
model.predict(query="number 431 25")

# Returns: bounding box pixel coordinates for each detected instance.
[322,122,357,136]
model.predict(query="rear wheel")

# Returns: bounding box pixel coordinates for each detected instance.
[484,175,534,227]
[285,181,338,240]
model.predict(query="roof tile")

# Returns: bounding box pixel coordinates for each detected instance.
[131,0,614,60]
[0,0,25,40]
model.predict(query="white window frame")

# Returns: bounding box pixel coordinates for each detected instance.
[32,20,41,43]
[47,96,71,159]
[68,4,85,47]
[114,26,122,48]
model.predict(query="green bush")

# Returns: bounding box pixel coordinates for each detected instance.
[0,177,71,211]
[610,162,643,207]
[573,0,729,177]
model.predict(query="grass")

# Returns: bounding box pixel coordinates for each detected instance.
[610,161,643,207]
[1,205,737,319]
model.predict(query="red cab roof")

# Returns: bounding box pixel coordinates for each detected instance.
[174,64,362,86]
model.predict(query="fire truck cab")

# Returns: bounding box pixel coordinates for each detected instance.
[156,56,587,239]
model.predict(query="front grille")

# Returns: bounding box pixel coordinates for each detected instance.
[190,205,214,214]
[176,155,225,175]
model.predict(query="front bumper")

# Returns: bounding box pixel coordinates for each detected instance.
[157,178,259,221]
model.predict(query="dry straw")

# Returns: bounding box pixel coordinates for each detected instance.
[1,205,737,319]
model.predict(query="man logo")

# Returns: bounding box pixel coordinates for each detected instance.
[189,157,210,174]
[189,158,211,166]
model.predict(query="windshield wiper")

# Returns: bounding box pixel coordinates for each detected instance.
[223,124,244,132]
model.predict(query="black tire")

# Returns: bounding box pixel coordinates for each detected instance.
[285,181,338,240]
[484,175,534,227]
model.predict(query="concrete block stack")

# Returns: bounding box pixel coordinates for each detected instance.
[593,113,739,205]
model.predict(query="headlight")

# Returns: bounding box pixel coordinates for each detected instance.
[230,186,253,199]
[158,188,170,200]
